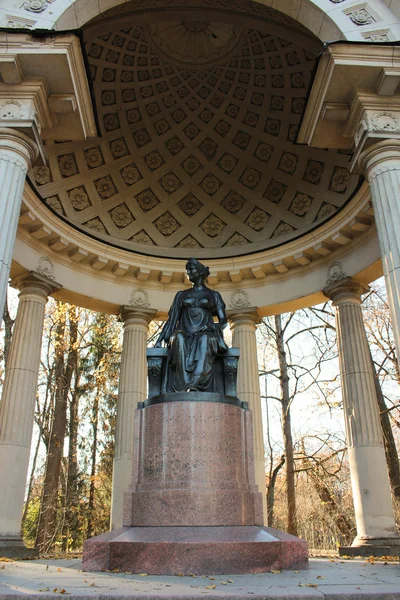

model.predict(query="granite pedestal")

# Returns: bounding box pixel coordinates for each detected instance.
[83,394,308,573]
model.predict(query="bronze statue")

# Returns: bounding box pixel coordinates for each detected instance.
[155,258,228,393]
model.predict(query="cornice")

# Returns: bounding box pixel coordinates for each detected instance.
[17,179,377,291]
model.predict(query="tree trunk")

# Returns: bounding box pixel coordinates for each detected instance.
[266,455,285,527]
[35,306,77,552]
[301,455,354,544]
[2,293,15,369]
[62,326,80,552]
[86,393,100,539]
[275,314,298,536]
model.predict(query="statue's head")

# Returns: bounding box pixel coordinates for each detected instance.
[186,258,210,283]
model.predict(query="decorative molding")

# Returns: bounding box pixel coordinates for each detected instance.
[4,15,36,28]
[35,256,56,280]
[129,288,150,307]
[23,0,50,13]
[326,261,346,285]
[0,100,26,120]
[371,111,400,132]
[230,289,251,309]
[347,8,375,26]
[362,29,392,42]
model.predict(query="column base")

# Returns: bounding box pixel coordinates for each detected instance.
[83,526,308,574]
[339,536,400,557]
[0,537,39,559]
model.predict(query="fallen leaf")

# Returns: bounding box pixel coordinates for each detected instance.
[271,570,281,574]
[89,583,96,587]
[0,566,4,570]
[57,568,63,573]
[227,579,234,583]
[221,582,228,585]
[316,576,325,579]
[0,558,13,563]
[138,573,148,577]
[205,585,216,589]
[38,588,49,592]
[209,577,215,580]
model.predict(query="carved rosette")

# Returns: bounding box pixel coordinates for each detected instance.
[129,288,150,308]
[230,289,251,309]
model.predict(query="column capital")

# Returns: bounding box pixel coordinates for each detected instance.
[10,271,62,299]
[0,127,38,169]
[358,139,400,179]
[323,276,369,305]
[227,307,261,327]
[119,305,157,326]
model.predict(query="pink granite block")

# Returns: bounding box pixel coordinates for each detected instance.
[83,398,309,575]
[83,526,309,575]
[124,402,261,528]
[128,489,259,526]
[82,528,127,571]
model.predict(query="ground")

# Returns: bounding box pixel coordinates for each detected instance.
[0,556,400,599]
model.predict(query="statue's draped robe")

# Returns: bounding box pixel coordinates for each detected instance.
[159,288,227,392]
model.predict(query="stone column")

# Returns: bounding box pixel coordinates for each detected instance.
[324,277,399,548]
[228,308,267,523]
[359,140,400,373]
[0,128,38,320]
[110,306,156,530]
[0,271,61,555]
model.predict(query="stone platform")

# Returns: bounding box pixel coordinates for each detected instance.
[1,557,400,599]
[83,396,308,574]
[82,526,308,574]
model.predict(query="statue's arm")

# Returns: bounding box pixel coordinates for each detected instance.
[215,292,228,330]
[154,291,182,347]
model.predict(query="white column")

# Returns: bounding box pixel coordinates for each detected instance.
[0,128,38,321]
[228,308,267,523]
[0,271,61,549]
[324,277,399,546]
[359,140,400,373]
[110,306,156,530]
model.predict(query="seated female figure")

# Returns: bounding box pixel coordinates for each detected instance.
[155,258,228,393]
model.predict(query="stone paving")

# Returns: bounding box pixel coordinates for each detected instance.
[0,557,400,599]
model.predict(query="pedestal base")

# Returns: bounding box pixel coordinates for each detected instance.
[83,526,308,574]
[0,537,38,559]
[339,537,400,557]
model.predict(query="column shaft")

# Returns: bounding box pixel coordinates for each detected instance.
[110,307,156,530]
[0,128,38,320]
[229,309,267,523]
[360,141,400,372]
[0,272,60,541]
[324,278,398,543]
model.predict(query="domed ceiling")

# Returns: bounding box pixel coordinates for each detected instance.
[30,14,361,259]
